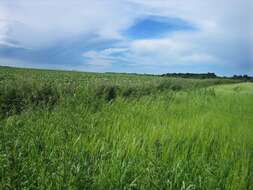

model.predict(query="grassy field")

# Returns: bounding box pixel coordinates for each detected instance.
[0,67,252,190]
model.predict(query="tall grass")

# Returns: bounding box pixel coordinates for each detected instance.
[0,67,252,190]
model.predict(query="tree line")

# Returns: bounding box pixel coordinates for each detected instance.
[161,72,253,81]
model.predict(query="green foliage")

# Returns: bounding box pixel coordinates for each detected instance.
[30,84,59,107]
[94,84,119,102]
[0,82,59,118]
[0,86,25,117]
[161,72,217,79]
[0,67,252,190]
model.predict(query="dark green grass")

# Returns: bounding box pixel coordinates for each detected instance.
[0,67,252,190]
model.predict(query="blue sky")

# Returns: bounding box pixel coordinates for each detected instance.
[0,0,252,76]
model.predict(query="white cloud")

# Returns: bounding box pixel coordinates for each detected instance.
[180,53,218,63]
[0,0,252,73]
[0,4,9,45]
[102,48,129,55]
[126,0,251,68]
[82,51,111,66]
[82,48,130,67]
[0,0,139,48]
[81,28,224,67]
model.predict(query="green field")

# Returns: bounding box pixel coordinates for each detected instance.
[0,67,252,190]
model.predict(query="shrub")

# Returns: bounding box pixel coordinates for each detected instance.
[30,84,59,107]
[122,87,137,98]
[171,84,182,91]
[156,81,172,91]
[94,84,118,102]
[122,86,154,99]
[0,88,25,117]
[0,82,59,118]
[156,81,183,91]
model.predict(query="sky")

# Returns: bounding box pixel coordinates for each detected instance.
[0,0,252,76]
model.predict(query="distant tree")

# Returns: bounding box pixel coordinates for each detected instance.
[161,72,217,79]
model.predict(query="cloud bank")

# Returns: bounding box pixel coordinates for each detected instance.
[0,0,252,75]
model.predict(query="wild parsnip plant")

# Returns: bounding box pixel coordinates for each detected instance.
[0,67,252,190]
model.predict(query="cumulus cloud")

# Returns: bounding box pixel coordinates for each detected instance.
[83,0,251,73]
[0,0,252,75]
[82,48,130,67]
[0,0,138,48]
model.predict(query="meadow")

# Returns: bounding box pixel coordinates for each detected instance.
[0,66,252,190]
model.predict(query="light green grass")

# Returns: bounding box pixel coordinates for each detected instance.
[214,83,253,95]
[0,67,252,190]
